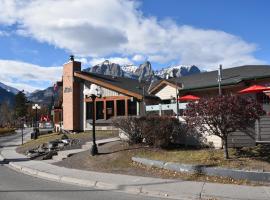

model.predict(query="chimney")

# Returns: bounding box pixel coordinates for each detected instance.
[62,56,82,131]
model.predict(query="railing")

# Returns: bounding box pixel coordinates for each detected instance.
[146,103,188,115]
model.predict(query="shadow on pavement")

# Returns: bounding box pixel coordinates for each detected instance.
[0,158,29,165]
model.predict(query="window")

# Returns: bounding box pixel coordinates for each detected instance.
[117,100,125,116]
[96,101,104,119]
[86,102,93,119]
[128,100,137,115]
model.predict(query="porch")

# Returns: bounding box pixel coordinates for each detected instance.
[84,96,140,130]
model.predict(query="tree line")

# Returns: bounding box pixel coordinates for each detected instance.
[0,91,50,128]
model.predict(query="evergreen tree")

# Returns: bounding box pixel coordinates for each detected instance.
[14,91,28,119]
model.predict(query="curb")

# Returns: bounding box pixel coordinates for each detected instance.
[132,157,270,182]
[7,162,183,200]
[0,154,5,162]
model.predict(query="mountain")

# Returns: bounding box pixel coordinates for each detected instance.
[155,65,201,79]
[27,87,54,105]
[84,60,201,80]
[0,82,19,94]
[135,61,154,81]
[86,60,124,77]
[0,87,15,106]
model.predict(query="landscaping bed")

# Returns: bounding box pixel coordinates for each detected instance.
[16,130,119,158]
[54,140,270,185]
[0,128,16,137]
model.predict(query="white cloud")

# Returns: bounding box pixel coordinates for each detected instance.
[132,54,146,62]
[0,59,62,92]
[0,30,10,36]
[0,0,265,70]
[89,57,133,66]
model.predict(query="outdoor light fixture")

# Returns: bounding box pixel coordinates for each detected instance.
[32,104,41,140]
[84,84,103,156]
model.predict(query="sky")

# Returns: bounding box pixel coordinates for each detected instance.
[0,0,269,92]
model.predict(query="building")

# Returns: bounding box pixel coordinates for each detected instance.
[59,58,158,132]
[54,57,270,148]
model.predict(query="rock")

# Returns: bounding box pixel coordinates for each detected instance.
[135,61,154,81]
[42,151,57,160]
[61,134,69,140]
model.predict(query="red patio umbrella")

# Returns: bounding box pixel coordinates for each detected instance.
[177,95,200,101]
[238,85,270,94]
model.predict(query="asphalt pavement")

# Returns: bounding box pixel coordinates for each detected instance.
[0,165,167,200]
[0,130,167,200]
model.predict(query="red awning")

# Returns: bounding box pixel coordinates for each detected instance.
[177,95,200,101]
[238,85,270,94]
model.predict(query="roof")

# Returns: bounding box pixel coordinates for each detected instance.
[149,79,182,94]
[167,65,270,92]
[74,71,156,100]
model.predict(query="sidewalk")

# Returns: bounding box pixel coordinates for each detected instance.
[1,147,270,200]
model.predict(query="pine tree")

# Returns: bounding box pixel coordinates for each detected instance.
[14,91,28,119]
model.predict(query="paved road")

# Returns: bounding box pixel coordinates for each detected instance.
[0,165,168,200]
[0,131,168,200]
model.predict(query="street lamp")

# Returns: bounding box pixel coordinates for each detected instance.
[32,104,41,139]
[84,84,102,156]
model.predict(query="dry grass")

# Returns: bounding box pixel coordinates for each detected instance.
[0,128,16,136]
[57,141,264,186]
[17,130,119,153]
[136,146,270,172]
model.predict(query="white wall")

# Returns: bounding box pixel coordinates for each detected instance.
[155,85,177,100]
[84,82,124,97]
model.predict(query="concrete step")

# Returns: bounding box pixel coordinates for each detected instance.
[52,137,120,161]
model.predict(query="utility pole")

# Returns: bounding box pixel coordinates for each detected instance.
[218,64,223,95]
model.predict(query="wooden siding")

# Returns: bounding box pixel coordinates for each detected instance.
[227,116,270,148]
[84,83,124,97]
[257,116,270,141]
[155,85,177,100]
[228,129,256,148]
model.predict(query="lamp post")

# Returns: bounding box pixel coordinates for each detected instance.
[84,84,102,156]
[32,104,41,139]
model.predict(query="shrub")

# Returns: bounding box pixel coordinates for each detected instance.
[113,115,185,148]
[112,116,143,144]
[141,115,181,148]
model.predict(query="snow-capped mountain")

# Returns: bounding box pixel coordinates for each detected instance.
[155,65,201,78]
[84,60,201,80]
[121,64,138,74]
[0,82,19,94]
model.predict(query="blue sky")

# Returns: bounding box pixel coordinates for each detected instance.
[0,0,269,92]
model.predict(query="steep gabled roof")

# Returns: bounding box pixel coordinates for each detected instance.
[74,71,156,100]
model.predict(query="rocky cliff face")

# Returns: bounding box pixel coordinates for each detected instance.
[135,61,154,81]
[87,60,124,77]
[84,60,200,80]
[155,65,201,79]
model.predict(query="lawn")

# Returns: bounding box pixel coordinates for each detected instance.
[0,128,16,136]
[17,130,119,154]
